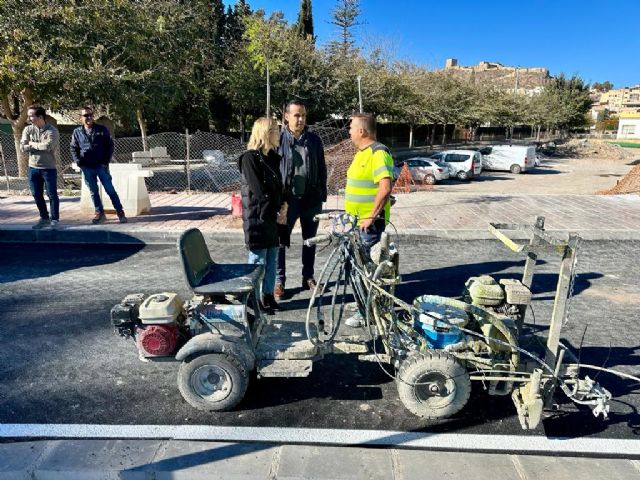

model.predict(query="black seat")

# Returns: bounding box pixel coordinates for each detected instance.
[177,228,263,296]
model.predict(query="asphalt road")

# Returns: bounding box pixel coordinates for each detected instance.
[1,239,638,440]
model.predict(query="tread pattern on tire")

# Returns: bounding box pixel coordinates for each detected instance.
[177,352,249,412]
[397,351,471,419]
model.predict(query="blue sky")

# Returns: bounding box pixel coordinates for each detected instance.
[224,0,640,88]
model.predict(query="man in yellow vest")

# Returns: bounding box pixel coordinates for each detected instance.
[345,112,394,254]
[344,113,394,328]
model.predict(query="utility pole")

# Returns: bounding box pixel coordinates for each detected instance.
[514,66,520,94]
[357,76,363,113]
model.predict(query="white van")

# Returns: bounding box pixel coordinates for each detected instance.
[481,145,537,174]
[428,150,483,180]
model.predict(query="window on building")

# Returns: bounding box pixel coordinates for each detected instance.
[621,125,636,136]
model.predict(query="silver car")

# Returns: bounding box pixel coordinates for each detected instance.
[397,157,450,185]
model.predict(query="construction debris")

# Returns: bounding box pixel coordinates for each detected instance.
[560,139,636,161]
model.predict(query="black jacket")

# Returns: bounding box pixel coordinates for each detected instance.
[238,149,284,250]
[278,127,327,207]
[70,124,114,168]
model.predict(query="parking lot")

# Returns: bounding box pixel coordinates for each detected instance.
[400,151,639,195]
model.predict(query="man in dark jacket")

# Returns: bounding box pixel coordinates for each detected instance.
[70,106,127,224]
[275,100,327,299]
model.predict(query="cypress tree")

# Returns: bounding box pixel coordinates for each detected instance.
[294,0,314,41]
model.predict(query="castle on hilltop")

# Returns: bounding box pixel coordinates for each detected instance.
[443,58,551,94]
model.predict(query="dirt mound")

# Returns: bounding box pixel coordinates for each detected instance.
[596,163,640,195]
[560,139,635,161]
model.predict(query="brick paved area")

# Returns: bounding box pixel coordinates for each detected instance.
[1,191,639,240]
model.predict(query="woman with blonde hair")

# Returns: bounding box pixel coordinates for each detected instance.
[238,117,285,313]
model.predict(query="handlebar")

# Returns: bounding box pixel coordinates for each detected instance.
[304,234,332,247]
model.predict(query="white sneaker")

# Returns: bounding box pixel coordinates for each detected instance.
[50,220,59,228]
[345,312,364,328]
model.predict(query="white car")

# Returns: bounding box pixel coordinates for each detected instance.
[429,150,483,181]
[398,157,450,184]
[481,145,537,174]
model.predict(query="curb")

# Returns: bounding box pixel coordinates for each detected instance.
[2,224,640,245]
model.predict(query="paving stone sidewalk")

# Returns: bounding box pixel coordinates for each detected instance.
[2,439,639,480]
[1,191,639,242]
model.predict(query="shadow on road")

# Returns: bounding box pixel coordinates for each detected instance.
[0,242,145,284]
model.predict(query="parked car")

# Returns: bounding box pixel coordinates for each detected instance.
[481,145,537,174]
[428,150,483,180]
[395,157,450,184]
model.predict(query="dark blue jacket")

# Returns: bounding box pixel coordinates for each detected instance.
[70,124,114,168]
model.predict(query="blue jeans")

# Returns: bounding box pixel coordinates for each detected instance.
[248,247,278,297]
[277,197,321,285]
[80,165,124,213]
[28,167,59,221]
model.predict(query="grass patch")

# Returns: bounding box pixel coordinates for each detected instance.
[606,141,640,148]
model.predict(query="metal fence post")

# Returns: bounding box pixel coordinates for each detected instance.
[0,140,10,191]
[185,129,191,194]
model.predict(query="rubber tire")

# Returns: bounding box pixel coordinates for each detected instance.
[510,164,522,174]
[178,353,249,412]
[456,171,469,181]
[397,351,471,419]
[423,174,436,185]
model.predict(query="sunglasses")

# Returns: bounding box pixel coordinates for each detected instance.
[81,113,93,118]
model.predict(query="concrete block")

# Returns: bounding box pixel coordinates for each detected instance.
[396,450,518,480]
[33,439,160,480]
[277,445,393,480]
[0,441,49,480]
[79,163,153,217]
[515,454,639,480]
[151,441,277,480]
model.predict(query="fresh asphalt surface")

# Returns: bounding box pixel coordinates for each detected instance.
[1,239,639,440]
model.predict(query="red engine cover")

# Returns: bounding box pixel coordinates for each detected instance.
[136,325,178,357]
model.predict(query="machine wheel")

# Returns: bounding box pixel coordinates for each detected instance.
[510,164,522,174]
[456,171,469,181]
[178,353,249,411]
[397,351,471,419]
[423,174,436,185]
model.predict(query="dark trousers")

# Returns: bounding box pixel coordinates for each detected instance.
[360,218,386,258]
[276,197,321,285]
[80,164,124,213]
[28,167,59,221]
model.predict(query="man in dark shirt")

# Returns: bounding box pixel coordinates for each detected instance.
[275,100,327,299]
[70,106,127,224]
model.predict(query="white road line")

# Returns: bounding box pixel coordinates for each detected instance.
[0,424,636,456]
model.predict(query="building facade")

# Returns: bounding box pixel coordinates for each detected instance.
[617,112,640,140]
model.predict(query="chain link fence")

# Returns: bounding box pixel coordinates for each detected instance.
[0,118,352,195]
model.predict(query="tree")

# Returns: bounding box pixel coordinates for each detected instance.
[328,0,361,58]
[539,74,592,134]
[592,81,614,92]
[294,0,314,41]
[396,63,429,147]
[236,11,328,122]
[416,72,471,146]
[0,0,91,175]
[244,12,290,116]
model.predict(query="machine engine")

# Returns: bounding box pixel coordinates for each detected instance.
[463,275,531,319]
[111,292,185,358]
